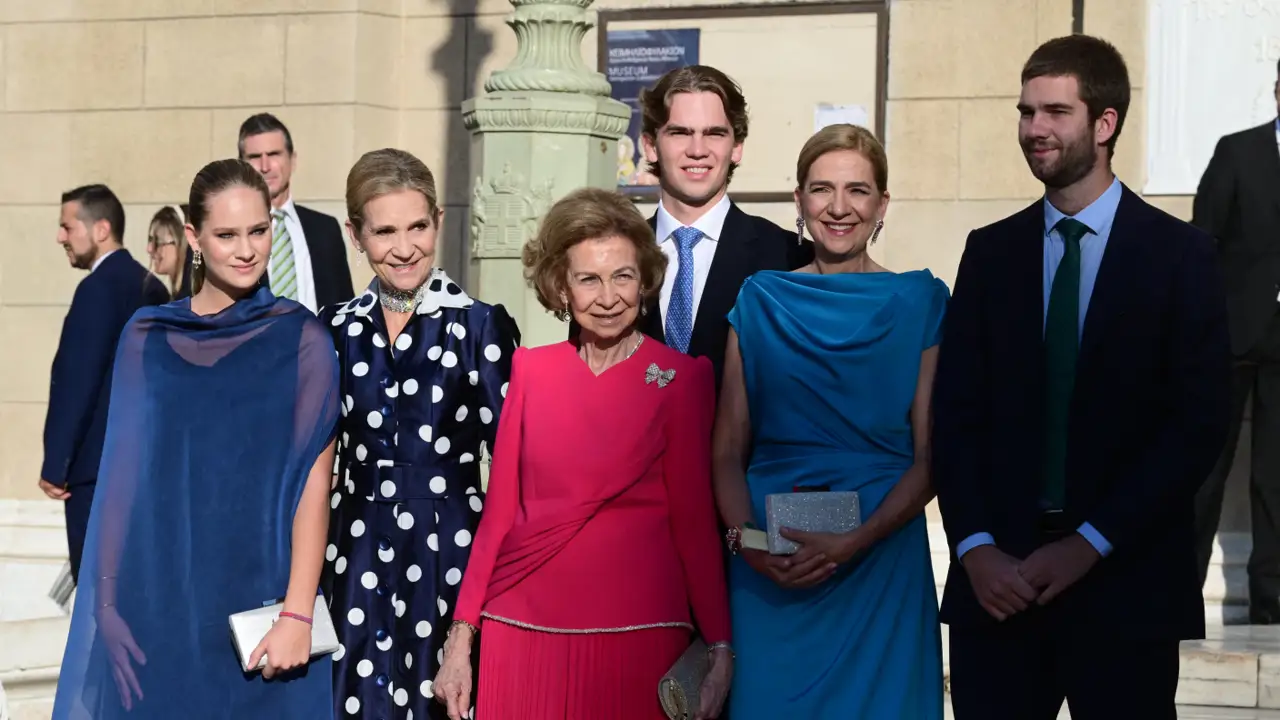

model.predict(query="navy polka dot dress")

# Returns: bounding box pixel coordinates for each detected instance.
[319,270,519,719]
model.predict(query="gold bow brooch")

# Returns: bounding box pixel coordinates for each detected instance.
[645,363,676,388]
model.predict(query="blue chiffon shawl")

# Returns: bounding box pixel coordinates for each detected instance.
[53,287,340,719]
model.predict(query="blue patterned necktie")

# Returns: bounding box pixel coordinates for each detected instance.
[665,226,702,353]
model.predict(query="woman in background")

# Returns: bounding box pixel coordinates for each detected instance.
[321,148,518,720]
[713,124,946,718]
[52,159,339,719]
[433,187,732,720]
[145,205,191,300]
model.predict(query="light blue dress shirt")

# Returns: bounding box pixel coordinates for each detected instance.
[955,177,1123,560]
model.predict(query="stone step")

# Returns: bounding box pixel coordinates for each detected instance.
[943,702,1280,719]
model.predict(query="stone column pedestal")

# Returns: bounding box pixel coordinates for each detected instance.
[463,0,630,349]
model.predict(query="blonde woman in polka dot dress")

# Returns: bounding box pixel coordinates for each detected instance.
[320,149,519,719]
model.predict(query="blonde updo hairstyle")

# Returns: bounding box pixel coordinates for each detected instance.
[796,123,889,194]
[522,187,667,317]
[345,148,442,237]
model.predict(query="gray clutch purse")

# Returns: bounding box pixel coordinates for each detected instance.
[228,595,339,672]
[765,491,862,555]
[658,637,708,720]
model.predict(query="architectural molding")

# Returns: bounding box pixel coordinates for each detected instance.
[462,97,631,137]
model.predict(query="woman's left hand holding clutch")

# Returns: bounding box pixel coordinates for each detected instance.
[248,614,312,679]
[695,646,734,719]
[779,526,871,567]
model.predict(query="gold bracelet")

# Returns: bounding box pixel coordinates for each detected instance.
[448,619,478,638]
[706,641,734,658]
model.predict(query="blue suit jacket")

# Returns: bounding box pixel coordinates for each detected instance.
[42,249,169,487]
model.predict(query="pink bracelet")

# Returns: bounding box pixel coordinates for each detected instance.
[278,611,313,626]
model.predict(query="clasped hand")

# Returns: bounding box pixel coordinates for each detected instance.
[962,534,1100,622]
[741,527,868,589]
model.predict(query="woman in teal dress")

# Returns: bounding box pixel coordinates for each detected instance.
[712,123,947,718]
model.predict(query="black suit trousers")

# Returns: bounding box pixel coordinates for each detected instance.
[1194,308,1280,602]
[949,609,1179,720]
[65,482,96,583]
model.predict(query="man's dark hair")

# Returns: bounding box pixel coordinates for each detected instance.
[1021,34,1130,157]
[237,113,294,159]
[61,184,125,241]
[640,65,749,181]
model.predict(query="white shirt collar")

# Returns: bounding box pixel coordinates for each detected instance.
[654,193,731,245]
[274,196,298,223]
[90,248,119,273]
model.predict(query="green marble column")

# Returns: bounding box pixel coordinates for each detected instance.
[463,0,630,349]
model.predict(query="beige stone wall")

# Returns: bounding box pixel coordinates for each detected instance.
[2,1,1244,519]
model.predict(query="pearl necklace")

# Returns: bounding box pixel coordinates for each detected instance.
[379,282,425,314]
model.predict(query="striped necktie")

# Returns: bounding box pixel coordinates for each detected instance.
[270,208,298,300]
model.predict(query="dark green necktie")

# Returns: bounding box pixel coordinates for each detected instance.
[1041,217,1090,510]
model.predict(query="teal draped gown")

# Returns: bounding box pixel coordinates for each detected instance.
[726,269,947,719]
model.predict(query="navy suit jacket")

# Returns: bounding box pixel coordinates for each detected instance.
[42,250,169,487]
[932,186,1232,641]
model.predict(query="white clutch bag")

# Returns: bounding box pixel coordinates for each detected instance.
[228,595,339,673]
[764,491,862,555]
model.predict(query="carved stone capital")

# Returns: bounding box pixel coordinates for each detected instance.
[483,0,609,96]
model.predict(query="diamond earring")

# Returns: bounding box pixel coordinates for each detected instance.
[869,219,884,246]
[192,250,203,269]
[795,217,805,246]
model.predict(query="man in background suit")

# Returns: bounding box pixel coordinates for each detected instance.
[180,113,354,311]
[573,65,812,391]
[41,184,169,581]
[933,36,1230,719]
[1191,60,1280,622]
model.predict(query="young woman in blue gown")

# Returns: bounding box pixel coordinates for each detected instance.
[713,123,947,718]
[52,159,339,719]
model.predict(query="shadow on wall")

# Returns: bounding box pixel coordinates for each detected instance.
[431,0,493,286]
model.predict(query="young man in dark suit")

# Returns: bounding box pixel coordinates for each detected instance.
[933,36,1231,719]
[573,65,812,391]
[180,113,355,311]
[41,184,169,581]
[1191,60,1280,622]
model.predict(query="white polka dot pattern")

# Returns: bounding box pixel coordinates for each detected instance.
[319,277,515,719]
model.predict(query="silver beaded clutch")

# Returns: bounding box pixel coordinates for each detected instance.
[228,595,339,672]
[658,637,708,720]
[765,491,861,555]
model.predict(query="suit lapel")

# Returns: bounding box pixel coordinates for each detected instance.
[644,214,666,342]
[1079,188,1145,363]
[689,203,753,358]
[1249,123,1280,217]
[1008,203,1046,369]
